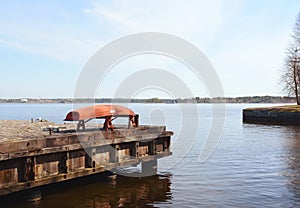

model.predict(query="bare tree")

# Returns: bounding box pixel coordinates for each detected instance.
[281,12,300,105]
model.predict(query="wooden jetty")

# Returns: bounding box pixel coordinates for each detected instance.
[0,106,173,197]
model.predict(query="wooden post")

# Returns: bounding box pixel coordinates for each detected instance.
[109,145,118,163]
[151,140,156,155]
[141,159,157,176]
[134,114,139,127]
[85,148,95,168]
[115,145,119,164]
[24,157,35,181]
[77,120,85,130]
[129,142,138,159]
[58,153,68,174]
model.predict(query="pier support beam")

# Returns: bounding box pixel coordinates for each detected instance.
[141,159,157,176]
[85,148,96,168]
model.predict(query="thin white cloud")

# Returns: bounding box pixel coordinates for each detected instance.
[0,24,97,64]
[86,6,138,28]
[0,0,242,64]
[84,0,242,47]
[1,0,299,97]
[82,0,298,96]
[0,7,103,64]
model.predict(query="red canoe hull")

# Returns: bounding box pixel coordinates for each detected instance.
[64,105,135,121]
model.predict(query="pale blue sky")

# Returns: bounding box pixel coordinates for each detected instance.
[1,0,300,98]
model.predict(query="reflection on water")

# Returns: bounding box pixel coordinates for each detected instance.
[0,173,172,208]
[3,104,300,207]
[282,126,300,206]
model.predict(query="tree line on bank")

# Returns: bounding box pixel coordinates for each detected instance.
[0,96,296,104]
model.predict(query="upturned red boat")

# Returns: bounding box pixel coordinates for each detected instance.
[64,105,138,131]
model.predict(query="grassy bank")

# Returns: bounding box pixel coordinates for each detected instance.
[245,105,300,112]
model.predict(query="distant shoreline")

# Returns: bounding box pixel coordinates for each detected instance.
[0,96,296,104]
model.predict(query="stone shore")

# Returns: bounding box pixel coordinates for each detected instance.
[243,105,300,125]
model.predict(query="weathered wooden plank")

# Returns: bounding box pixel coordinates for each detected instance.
[0,120,172,197]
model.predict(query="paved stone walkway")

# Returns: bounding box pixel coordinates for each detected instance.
[0,120,75,142]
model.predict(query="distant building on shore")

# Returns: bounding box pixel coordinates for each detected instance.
[20,98,28,103]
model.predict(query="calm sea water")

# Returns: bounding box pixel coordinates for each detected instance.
[0,103,300,207]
